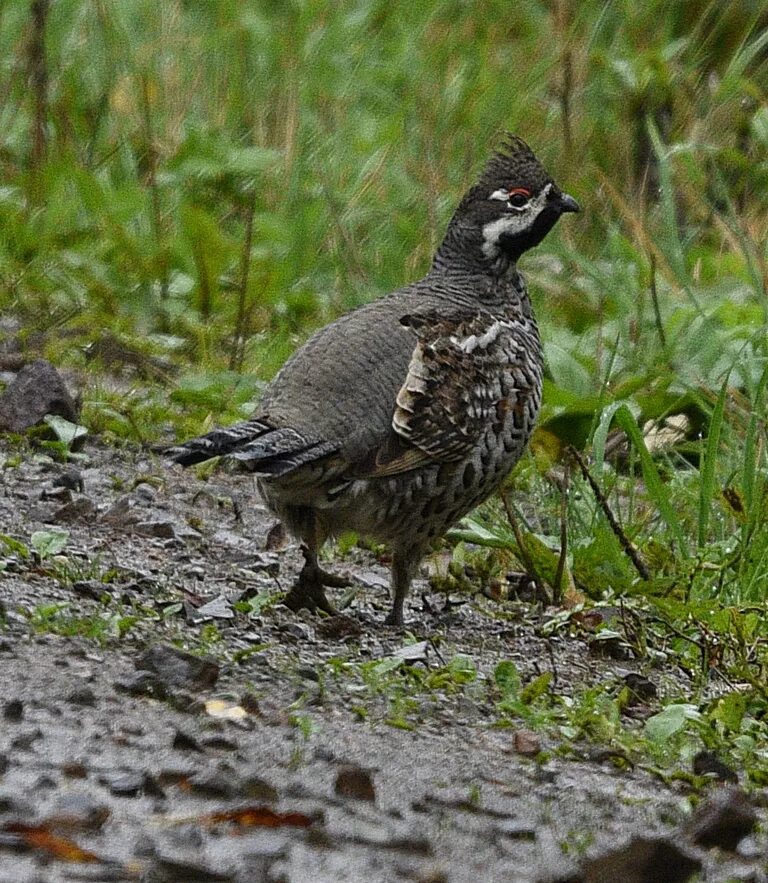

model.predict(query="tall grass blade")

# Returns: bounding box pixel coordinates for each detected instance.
[592,400,630,471]
[612,404,689,556]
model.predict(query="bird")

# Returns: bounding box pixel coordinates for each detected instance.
[168,134,579,626]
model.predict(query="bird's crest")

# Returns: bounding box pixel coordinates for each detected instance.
[476,133,552,192]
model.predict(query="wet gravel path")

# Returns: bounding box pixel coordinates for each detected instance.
[0,440,765,882]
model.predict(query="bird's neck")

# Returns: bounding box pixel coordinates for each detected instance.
[431,224,520,284]
[429,246,529,313]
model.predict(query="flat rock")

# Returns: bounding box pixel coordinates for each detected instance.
[44,792,110,831]
[144,852,236,882]
[559,836,702,883]
[186,767,240,798]
[187,595,235,623]
[3,699,23,722]
[136,643,219,691]
[134,520,178,539]
[52,496,96,523]
[0,359,78,432]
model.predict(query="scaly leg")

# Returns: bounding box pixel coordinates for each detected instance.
[385,549,418,626]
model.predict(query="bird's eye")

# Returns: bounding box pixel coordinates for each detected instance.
[507,188,531,208]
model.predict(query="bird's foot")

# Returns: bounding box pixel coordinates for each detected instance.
[283,581,337,615]
[384,599,405,627]
[283,546,352,616]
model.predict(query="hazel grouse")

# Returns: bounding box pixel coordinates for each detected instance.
[169,135,579,625]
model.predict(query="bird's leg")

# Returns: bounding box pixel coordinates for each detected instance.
[283,544,351,615]
[385,549,417,626]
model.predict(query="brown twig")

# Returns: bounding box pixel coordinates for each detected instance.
[28,0,50,179]
[567,445,651,581]
[229,186,258,372]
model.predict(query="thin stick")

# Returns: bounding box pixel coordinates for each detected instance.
[28,0,50,179]
[568,445,651,581]
[230,186,257,372]
[649,253,667,348]
[139,74,169,311]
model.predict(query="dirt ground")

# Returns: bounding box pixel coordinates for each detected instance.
[0,438,765,882]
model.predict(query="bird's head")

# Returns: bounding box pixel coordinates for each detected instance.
[437,134,579,271]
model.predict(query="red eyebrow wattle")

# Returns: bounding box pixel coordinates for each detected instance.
[509,187,531,197]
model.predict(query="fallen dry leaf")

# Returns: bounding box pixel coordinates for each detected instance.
[204,699,248,721]
[170,805,315,829]
[512,729,541,757]
[2,822,102,863]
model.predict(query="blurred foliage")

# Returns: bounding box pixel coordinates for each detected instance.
[0,0,764,388]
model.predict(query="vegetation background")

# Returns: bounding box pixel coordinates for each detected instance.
[3,0,768,766]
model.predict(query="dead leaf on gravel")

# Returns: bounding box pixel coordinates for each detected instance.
[1,822,102,863]
[264,521,289,551]
[315,613,363,639]
[205,699,248,721]
[511,729,540,756]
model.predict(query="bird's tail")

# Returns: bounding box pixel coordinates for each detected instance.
[166,418,337,476]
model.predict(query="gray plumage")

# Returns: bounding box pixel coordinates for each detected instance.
[168,134,579,625]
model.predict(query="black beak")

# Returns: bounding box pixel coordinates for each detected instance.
[558,192,580,214]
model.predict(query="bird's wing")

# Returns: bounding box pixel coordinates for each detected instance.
[353,309,532,478]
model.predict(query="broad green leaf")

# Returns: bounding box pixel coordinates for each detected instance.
[645,703,701,742]
[43,415,88,448]
[494,661,521,699]
[520,671,552,705]
[710,691,749,734]
[0,535,30,558]
[31,529,70,559]
[613,405,688,555]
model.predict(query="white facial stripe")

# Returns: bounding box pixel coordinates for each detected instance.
[481,183,554,258]
[489,188,510,201]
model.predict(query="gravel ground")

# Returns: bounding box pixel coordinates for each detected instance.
[0,438,765,882]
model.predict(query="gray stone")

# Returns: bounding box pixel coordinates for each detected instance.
[557,836,701,883]
[687,786,757,851]
[137,643,219,691]
[45,792,110,831]
[0,359,78,432]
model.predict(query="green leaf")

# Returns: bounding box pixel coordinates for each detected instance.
[370,656,403,678]
[520,671,552,704]
[43,415,88,448]
[710,691,748,734]
[447,654,477,684]
[0,534,30,559]
[644,703,701,742]
[30,529,69,559]
[592,400,633,471]
[494,660,521,699]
